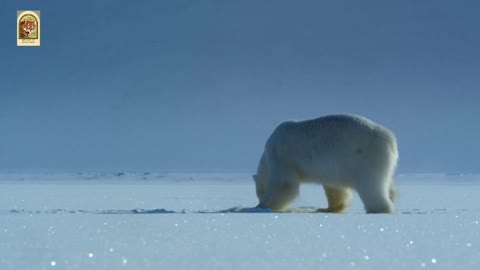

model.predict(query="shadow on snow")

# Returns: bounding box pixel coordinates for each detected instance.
[5,207,475,215]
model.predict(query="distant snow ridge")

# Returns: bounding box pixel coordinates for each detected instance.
[0,171,251,182]
[1,171,479,184]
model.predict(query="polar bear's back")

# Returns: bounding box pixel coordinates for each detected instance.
[267,114,395,149]
[265,114,398,184]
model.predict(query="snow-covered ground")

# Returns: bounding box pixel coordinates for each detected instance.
[1,172,479,270]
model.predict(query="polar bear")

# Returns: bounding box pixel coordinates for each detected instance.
[253,114,398,213]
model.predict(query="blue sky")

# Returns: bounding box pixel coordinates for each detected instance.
[1,0,479,172]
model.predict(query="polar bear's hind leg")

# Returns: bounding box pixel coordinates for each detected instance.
[356,180,393,214]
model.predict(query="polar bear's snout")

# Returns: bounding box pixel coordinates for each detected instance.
[252,174,266,202]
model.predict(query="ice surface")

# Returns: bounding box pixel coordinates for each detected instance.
[1,172,479,270]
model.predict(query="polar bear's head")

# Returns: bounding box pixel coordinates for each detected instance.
[253,173,299,211]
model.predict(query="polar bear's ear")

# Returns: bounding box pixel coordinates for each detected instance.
[252,174,257,182]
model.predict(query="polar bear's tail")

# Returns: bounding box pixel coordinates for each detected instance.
[389,182,397,202]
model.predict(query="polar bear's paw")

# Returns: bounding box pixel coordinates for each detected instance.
[316,204,348,213]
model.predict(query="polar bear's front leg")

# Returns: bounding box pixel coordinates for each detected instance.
[317,186,352,213]
[258,180,300,212]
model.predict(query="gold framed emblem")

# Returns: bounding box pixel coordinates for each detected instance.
[17,10,41,46]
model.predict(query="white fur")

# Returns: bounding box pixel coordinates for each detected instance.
[253,114,398,213]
